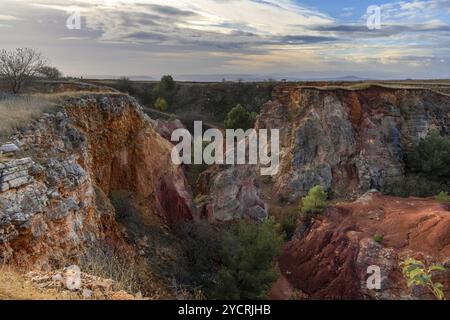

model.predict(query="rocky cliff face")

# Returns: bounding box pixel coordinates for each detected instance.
[261,84,450,300]
[196,84,449,224]
[258,85,450,201]
[0,93,193,268]
[272,191,450,300]
[196,165,268,222]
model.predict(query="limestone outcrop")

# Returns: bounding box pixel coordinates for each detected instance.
[197,165,268,222]
[196,84,449,223]
[0,93,193,268]
[258,85,450,201]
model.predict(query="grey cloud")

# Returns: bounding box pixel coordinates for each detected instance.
[141,4,197,17]
[392,55,443,63]
[178,39,252,49]
[310,25,368,32]
[247,0,284,10]
[230,30,257,37]
[280,35,338,44]
[117,12,164,28]
[311,24,450,33]
[2,0,450,79]
[123,31,169,41]
[306,23,450,40]
[215,21,259,34]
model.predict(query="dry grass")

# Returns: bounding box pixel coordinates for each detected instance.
[0,265,79,300]
[46,243,170,299]
[0,91,124,143]
[75,244,140,294]
[0,94,59,142]
[44,90,124,99]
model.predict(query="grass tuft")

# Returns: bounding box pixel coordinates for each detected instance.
[0,94,59,142]
[0,265,79,300]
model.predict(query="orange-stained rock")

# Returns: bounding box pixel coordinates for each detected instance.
[64,95,194,225]
[258,84,450,201]
[276,191,450,300]
[0,92,193,268]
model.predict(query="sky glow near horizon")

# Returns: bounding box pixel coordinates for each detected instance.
[1,0,450,79]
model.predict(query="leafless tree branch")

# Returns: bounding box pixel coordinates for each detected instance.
[0,48,46,94]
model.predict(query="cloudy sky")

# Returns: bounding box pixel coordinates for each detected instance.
[1,0,450,80]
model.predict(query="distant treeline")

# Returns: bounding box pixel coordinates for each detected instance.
[92,77,275,124]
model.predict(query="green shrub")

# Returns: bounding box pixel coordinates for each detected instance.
[154,97,168,111]
[435,191,449,203]
[407,131,450,180]
[173,221,222,292]
[383,131,450,198]
[281,210,298,240]
[383,175,449,198]
[104,80,273,124]
[400,258,446,300]
[373,234,384,244]
[152,75,176,105]
[224,104,256,130]
[109,190,138,221]
[116,77,136,95]
[299,186,329,221]
[174,218,285,300]
[160,75,175,91]
[382,174,450,197]
[211,218,284,300]
[278,193,291,204]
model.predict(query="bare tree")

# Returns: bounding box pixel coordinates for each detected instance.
[38,65,63,80]
[0,48,46,94]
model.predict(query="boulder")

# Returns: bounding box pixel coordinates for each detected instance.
[64,265,81,291]
[198,165,268,222]
[0,143,19,154]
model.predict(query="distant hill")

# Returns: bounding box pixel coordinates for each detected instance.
[172,74,369,82]
[331,75,367,81]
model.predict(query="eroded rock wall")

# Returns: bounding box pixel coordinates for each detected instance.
[0,93,193,268]
[273,192,450,299]
[197,165,268,222]
[258,85,450,201]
